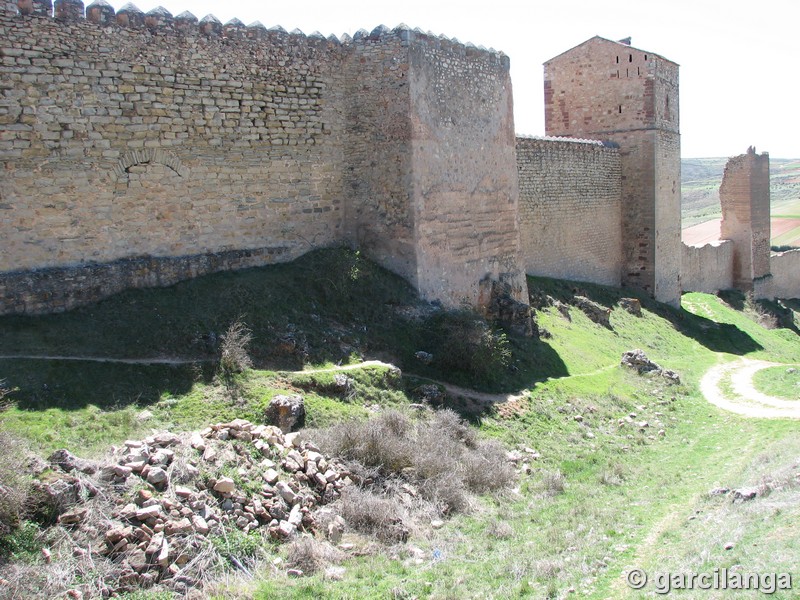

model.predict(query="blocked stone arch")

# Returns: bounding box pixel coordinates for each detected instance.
[110,149,189,195]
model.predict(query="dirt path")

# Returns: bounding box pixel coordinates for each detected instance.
[700,357,800,418]
[0,354,524,405]
[0,354,212,365]
[293,360,529,408]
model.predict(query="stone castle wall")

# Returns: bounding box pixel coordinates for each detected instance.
[544,37,682,306]
[409,38,527,306]
[757,249,800,300]
[681,241,734,294]
[1,7,796,316]
[0,3,526,313]
[0,3,349,313]
[516,137,622,286]
[1,5,350,271]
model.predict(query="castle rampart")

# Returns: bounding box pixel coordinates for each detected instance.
[516,136,622,286]
[0,3,527,314]
[1,7,796,316]
[681,240,734,294]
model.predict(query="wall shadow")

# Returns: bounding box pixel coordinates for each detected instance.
[3,359,215,412]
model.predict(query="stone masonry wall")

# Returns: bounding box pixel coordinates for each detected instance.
[0,4,350,312]
[544,37,681,306]
[1,4,526,314]
[408,36,527,306]
[681,240,734,294]
[720,148,771,290]
[343,29,416,286]
[1,7,350,269]
[516,137,622,286]
[755,250,800,300]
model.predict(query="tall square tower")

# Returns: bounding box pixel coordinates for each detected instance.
[544,36,681,306]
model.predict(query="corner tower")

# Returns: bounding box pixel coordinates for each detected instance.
[544,37,681,305]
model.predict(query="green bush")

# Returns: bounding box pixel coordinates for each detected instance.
[421,310,512,387]
[0,520,41,561]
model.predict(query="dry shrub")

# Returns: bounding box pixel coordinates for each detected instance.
[316,411,414,474]
[598,463,626,487]
[428,409,477,448]
[320,408,515,528]
[461,440,515,493]
[219,319,253,375]
[0,431,32,539]
[286,536,343,575]
[486,519,514,540]
[417,470,470,514]
[541,470,566,496]
[338,487,408,543]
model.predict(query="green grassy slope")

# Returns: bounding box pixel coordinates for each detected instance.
[1,250,799,598]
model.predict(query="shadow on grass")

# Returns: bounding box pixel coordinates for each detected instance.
[2,359,216,411]
[529,276,764,356]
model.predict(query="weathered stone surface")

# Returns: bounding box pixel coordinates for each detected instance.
[620,349,680,383]
[265,395,306,433]
[136,505,162,521]
[128,548,148,573]
[572,296,611,328]
[276,481,298,504]
[618,298,642,316]
[49,449,98,474]
[517,137,622,289]
[58,507,87,525]
[213,477,235,494]
[146,467,169,488]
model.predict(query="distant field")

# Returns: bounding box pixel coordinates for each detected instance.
[682,157,800,247]
[682,217,800,248]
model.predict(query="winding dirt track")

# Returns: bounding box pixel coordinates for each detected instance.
[700,358,800,419]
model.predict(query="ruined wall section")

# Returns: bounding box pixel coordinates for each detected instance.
[343,28,416,285]
[720,148,771,290]
[516,137,622,286]
[408,35,527,306]
[0,5,349,312]
[756,250,800,300]
[681,241,734,293]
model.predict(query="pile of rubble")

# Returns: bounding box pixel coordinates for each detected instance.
[620,349,681,383]
[46,419,354,595]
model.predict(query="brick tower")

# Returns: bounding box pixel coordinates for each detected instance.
[544,36,681,306]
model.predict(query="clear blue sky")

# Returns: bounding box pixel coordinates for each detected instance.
[107,0,798,158]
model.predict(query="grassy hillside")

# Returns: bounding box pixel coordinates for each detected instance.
[1,250,799,598]
[681,157,800,229]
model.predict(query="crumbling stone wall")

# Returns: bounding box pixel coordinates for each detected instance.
[681,240,734,294]
[720,148,771,291]
[0,3,527,314]
[516,136,622,286]
[756,249,800,300]
[544,36,681,306]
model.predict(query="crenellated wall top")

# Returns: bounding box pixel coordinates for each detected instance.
[4,0,508,63]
